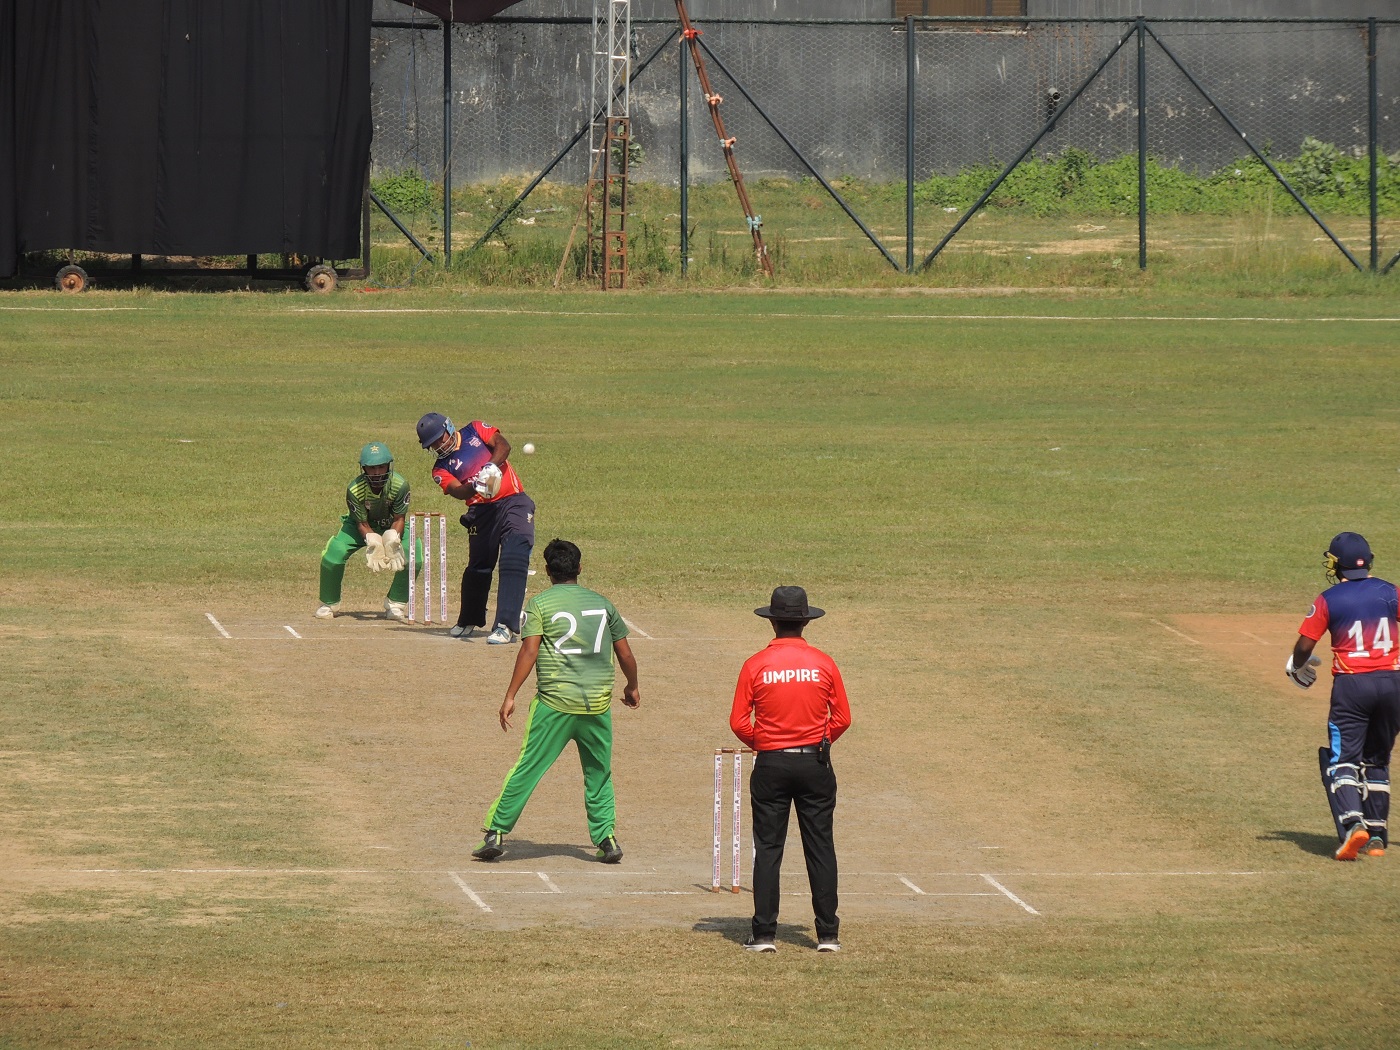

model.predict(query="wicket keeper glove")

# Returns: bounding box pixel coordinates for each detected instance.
[471,463,503,499]
[381,528,406,572]
[364,532,386,573]
[1285,654,1322,689]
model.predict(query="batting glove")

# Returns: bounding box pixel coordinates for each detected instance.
[471,462,503,499]
[1285,654,1322,689]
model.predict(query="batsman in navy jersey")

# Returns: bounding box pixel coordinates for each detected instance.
[1287,532,1400,861]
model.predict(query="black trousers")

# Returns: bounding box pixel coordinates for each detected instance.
[458,492,535,631]
[749,750,839,941]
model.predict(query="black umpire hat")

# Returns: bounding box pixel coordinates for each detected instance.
[755,585,825,621]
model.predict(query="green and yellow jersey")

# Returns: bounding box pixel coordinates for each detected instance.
[345,471,410,532]
[523,583,629,715]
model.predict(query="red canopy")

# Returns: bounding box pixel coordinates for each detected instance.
[393,0,526,22]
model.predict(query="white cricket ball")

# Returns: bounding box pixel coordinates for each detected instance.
[522,442,536,454]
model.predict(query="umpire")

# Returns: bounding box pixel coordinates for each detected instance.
[729,586,852,953]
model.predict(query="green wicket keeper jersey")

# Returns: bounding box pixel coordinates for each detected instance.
[345,471,411,531]
[523,584,629,715]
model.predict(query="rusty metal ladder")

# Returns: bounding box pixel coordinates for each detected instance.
[675,0,773,278]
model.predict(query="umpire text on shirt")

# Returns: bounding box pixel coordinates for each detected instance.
[729,585,852,953]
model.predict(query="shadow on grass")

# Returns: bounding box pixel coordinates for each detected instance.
[692,917,817,950]
[1260,829,1340,857]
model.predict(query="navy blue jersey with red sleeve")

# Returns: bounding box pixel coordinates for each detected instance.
[430,421,525,506]
[1298,576,1400,675]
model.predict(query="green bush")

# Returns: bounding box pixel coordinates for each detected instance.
[371,169,438,215]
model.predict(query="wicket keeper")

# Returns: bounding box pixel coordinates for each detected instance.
[316,442,415,620]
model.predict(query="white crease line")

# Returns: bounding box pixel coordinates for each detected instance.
[1149,618,1200,645]
[537,872,562,893]
[204,613,231,639]
[448,871,492,912]
[981,873,1041,916]
[623,891,695,895]
[284,626,302,639]
[897,875,926,895]
[1241,631,1271,646]
[622,617,653,639]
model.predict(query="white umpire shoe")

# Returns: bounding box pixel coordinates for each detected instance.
[383,599,407,621]
[314,603,339,619]
[486,624,517,645]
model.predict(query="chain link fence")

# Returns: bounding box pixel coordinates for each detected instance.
[368,15,1400,281]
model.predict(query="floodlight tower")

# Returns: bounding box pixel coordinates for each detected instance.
[586,0,631,288]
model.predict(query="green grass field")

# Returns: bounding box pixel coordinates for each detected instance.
[2,285,1399,1048]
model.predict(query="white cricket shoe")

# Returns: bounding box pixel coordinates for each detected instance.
[449,624,482,639]
[383,599,408,621]
[315,603,339,619]
[486,624,517,645]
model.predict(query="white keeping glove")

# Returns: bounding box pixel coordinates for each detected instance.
[471,462,503,499]
[381,528,406,572]
[1285,653,1322,689]
[364,532,386,573]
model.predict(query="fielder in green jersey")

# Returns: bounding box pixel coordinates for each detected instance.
[317,443,419,620]
[473,539,641,864]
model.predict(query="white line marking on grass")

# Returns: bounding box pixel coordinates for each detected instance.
[448,872,492,912]
[897,876,926,895]
[292,307,625,317]
[537,872,562,893]
[284,626,302,639]
[624,890,695,895]
[981,873,1041,915]
[0,306,147,312]
[1241,631,1271,646]
[1150,619,1200,644]
[622,617,653,639]
[885,314,1400,324]
[204,613,231,639]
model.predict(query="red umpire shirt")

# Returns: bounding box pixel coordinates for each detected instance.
[729,637,852,750]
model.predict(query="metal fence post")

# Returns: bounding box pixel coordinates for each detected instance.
[443,19,453,267]
[1137,17,1147,271]
[680,32,689,278]
[906,14,915,274]
[1369,16,1378,273]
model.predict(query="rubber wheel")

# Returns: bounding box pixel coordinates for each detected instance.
[56,264,89,293]
[304,264,337,294]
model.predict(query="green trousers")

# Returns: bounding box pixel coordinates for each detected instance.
[483,700,616,847]
[318,516,420,605]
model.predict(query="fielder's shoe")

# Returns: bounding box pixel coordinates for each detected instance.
[742,937,777,953]
[816,937,842,953]
[595,835,623,864]
[471,830,506,861]
[1366,837,1386,857]
[486,624,517,645]
[449,624,482,639]
[383,598,407,621]
[1335,823,1371,861]
[314,603,339,619]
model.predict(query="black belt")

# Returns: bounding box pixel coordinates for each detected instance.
[765,745,820,754]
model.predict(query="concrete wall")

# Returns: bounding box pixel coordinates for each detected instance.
[369,5,1400,186]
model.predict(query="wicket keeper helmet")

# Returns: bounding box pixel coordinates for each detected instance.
[358,442,394,493]
[1326,532,1373,583]
[416,412,455,454]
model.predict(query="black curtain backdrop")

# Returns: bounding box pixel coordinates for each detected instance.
[0,0,370,278]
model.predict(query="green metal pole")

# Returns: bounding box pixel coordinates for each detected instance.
[906,14,915,274]
[1369,17,1378,273]
[1137,18,1147,271]
[443,19,453,268]
[680,33,689,277]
